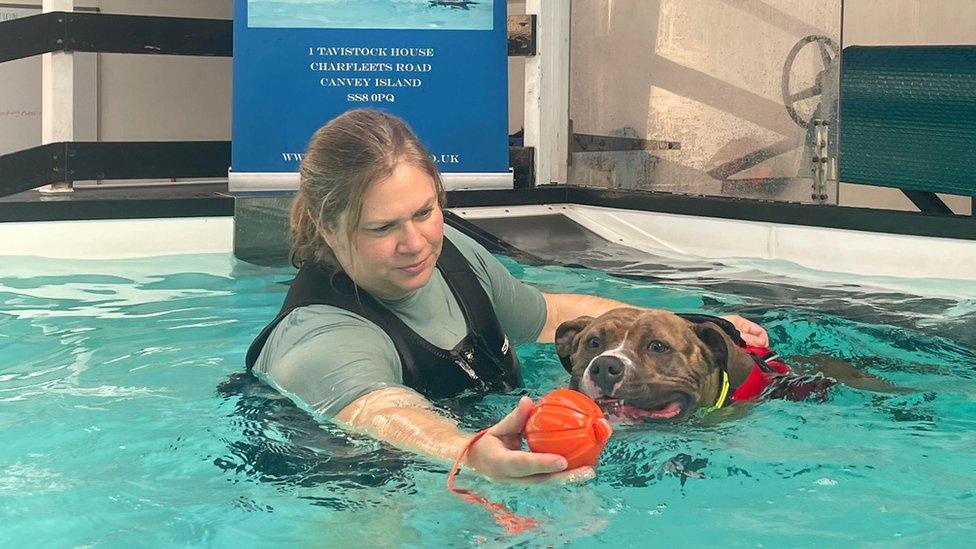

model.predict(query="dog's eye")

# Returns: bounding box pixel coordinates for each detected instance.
[647,340,671,353]
[586,336,601,349]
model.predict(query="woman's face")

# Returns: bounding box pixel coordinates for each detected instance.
[323,162,444,301]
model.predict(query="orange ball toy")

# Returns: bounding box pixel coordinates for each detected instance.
[525,388,613,469]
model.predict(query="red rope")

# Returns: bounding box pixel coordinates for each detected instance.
[447,429,542,534]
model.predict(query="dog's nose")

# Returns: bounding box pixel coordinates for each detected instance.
[588,355,626,394]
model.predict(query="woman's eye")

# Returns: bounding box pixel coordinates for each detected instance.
[648,340,671,353]
[370,224,393,234]
[586,336,601,349]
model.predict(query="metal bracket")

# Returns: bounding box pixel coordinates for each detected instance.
[810,118,830,202]
[507,14,536,56]
[509,146,535,189]
[570,133,681,153]
[901,190,954,215]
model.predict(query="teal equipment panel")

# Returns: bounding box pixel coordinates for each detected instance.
[840,46,976,196]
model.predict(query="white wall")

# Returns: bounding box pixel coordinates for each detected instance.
[844,0,976,46]
[95,0,232,142]
[98,0,231,18]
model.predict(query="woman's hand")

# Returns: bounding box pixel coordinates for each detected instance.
[465,396,596,483]
[721,314,769,347]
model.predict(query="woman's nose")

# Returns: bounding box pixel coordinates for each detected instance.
[398,221,426,253]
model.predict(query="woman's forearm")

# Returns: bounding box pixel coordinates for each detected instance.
[333,387,472,463]
[333,386,587,483]
[537,292,633,343]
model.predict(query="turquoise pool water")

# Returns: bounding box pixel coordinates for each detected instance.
[1,252,974,547]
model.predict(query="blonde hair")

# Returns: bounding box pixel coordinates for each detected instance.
[289,109,445,269]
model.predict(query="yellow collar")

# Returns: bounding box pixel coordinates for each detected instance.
[703,370,730,413]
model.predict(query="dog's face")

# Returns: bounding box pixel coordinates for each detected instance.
[555,308,740,422]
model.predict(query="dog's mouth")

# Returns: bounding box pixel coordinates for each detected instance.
[595,392,692,422]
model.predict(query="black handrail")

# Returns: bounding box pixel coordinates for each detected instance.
[0,12,232,63]
[0,12,535,64]
[0,11,62,63]
[0,142,231,199]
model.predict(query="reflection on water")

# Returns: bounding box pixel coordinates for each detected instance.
[214,373,417,504]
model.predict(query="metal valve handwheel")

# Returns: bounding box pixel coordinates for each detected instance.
[782,35,840,128]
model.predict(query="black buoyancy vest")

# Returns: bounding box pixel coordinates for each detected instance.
[245,237,522,399]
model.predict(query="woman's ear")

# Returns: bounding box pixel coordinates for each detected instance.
[318,225,338,250]
[311,214,340,251]
[317,220,356,274]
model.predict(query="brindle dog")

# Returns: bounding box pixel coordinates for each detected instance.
[555,308,908,422]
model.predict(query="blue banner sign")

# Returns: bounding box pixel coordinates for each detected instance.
[231,0,510,191]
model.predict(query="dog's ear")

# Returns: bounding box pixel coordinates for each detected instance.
[555,316,594,373]
[691,321,753,387]
[692,322,731,374]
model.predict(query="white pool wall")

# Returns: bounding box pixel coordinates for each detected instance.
[2,206,973,283]
[0,217,233,259]
[454,204,976,282]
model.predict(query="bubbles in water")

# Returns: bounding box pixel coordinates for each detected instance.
[646,503,668,516]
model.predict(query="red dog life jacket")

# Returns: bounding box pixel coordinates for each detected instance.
[676,313,835,406]
[729,344,836,403]
[730,345,790,401]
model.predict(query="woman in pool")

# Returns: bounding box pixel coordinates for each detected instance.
[245,109,768,483]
